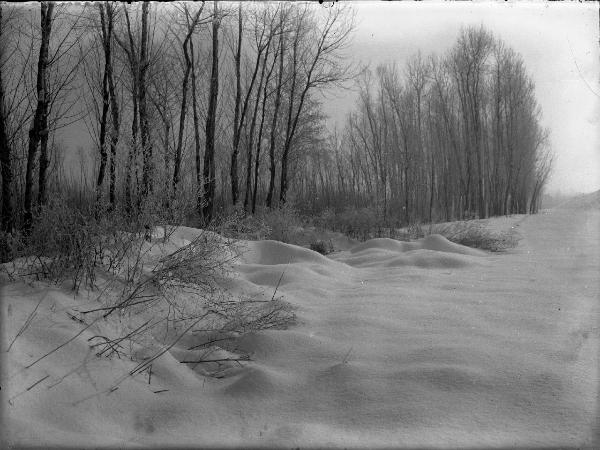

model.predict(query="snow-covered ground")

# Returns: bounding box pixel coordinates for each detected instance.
[2,203,599,448]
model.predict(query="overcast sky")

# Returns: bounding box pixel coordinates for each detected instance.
[322,1,599,195]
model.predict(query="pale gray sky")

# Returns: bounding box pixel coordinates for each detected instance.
[322,1,600,195]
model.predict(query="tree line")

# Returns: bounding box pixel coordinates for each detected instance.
[294,26,553,225]
[0,1,354,233]
[0,2,551,241]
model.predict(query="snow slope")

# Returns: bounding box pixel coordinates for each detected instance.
[2,206,599,448]
[559,189,600,210]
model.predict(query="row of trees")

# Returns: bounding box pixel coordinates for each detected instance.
[0,3,551,241]
[295,26,553,224]
[0,1,355,234]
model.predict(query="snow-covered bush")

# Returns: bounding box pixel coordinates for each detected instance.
[261,203,302,243]
[430,221,520,252]
[314,207,337,231]
[309,239,334,255]
[215,204,304,245]
[407,222,425,240]
[4,197,167,292]
[4,197,295,373]
[10,199,107,290]
[328,207,382,240]
[212,206,271,241]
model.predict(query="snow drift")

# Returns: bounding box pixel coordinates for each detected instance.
[335,234,486,269]
[3,207,598,448]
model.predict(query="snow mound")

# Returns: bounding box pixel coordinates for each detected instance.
[558,190,600,210]
[338,235,485,269]
[393,365,493,392]
[284,226,359,252]
[232,330,338,363]
[350,238,415,254]
[4,208,598,448]
[236,262,341,288]
[349,235,484,256]
[384,250,479,269]
[239,240,336,266]
[222,366,296,398]
[420,234,486,256]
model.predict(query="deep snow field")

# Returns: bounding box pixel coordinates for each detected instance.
[2,202,599,449]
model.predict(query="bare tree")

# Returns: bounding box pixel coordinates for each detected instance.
[114,2,158,211]
[172,3,205,196]
[252,23,280,213]
[189,26,203,216]
[95,2,115,206]
[243,5,280,211]
[279,4,355,204]
[230,3,275,206]
[203,0,220,223]
[230,2,243,205]
[190,29,203,215]
[0,3,13,233]
[23,1,54,233]
[449,26,494,218]
[115,5,140,212]
[529,144,552,214]
[138,1,152,200]
[265,8,286,209]
[105,3,120,208]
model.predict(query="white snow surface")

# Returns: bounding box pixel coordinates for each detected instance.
[2,206,599,448]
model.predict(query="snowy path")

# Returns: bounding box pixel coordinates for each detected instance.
[213,207,599,447]
[4,208,599,448]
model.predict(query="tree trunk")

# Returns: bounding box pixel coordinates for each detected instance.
[244,41,271,212]
[172,46,191,194]
[252,40,279,214]
[173,7,203,195]
[24,1,54,233]
[203,1,219,223]
[0,5,13,233]
[37,108,50,208]
[96,3,111,206]
[190,35,203,216]
[230,3,242,205]
[106,2,119,209]
[279,33,299,206]
[120,6,139,214]
[125,92,139,213]
[139,1,152,200]
[266,22,284,209]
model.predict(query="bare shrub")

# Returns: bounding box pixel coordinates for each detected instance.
[0,230,23,268]
[407,222,425,240]
[215,204,303,245]
[261,203,302,243]
[0,231,15,264]
[319,207,402,241]
[3,194,295,376]
[14,199,106,290]
[336,207,378,240]
[314,207,337,231]
[4,197,163,292]
[430,221,520,252]
[309,205,519,252]
[75,229,295,376]
[212,206,270,241]
[309,239,334,255]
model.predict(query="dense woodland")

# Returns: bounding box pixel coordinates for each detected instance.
[0,1,552,246]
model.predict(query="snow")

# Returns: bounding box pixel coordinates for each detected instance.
[2,203,599,448]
